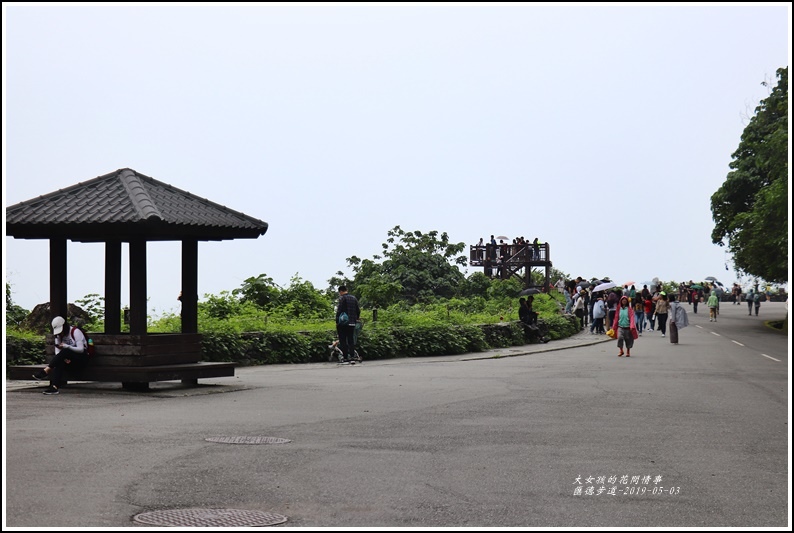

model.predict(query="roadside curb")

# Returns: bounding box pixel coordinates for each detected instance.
[462,334,613,361]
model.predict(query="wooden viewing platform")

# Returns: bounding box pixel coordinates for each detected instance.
[469,242,553,291]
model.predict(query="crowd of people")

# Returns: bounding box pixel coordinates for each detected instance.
[543,275,780,357]
[548,279,695,356]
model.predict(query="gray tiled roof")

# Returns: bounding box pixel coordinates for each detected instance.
[6,168,269,242]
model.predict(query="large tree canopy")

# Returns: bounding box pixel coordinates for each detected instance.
[710,67,788,284]
[344,225,468,306]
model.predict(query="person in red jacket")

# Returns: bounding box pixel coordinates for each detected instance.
[612,296,637,357]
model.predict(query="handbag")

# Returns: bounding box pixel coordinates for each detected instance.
[337,312,349,326]
[606,328,616,339]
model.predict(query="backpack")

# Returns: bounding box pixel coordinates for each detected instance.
[71,326,95,357]
[754,293,762,304]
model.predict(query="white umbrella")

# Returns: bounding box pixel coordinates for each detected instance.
[593,281,617,292]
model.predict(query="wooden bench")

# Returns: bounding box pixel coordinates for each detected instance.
[8,332,235,390]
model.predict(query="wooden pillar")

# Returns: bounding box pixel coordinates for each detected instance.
[544,244,551,293]
[49,238,68,320]
[129,239,147,335]
[104,240,122,334]
[181,239,198,334]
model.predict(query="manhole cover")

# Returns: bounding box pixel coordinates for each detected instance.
[133,508,287,527]
[205,436,292,445]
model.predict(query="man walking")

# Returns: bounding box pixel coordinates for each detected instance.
[336,285,361,364]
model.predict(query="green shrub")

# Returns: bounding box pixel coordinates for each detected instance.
[356,327,397,360]
[5,333,46,366]
[7,304,582,370]
[540,313,579,340]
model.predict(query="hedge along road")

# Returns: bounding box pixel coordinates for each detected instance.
[4,302,789,528]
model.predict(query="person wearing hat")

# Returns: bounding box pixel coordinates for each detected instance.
[32,316,88,395]
[654,292,671,338]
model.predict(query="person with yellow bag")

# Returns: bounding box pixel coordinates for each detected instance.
[611,295,638,357]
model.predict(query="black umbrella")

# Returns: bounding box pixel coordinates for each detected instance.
[519,288,541,296]
[577,282,593,289]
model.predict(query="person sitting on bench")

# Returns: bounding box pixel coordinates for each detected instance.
[32,316,88,395]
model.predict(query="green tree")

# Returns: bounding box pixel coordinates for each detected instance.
[5,282,28,327]
[75,293,104,327]
[201,290,242,320]
[355,271,403,309]
[711,67,788,283]
[348,226,467,304]
[234,274,282,309]
[280,274,334,319]
[460,272,492,298]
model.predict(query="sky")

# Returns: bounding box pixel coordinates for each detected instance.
[3,2,792,319]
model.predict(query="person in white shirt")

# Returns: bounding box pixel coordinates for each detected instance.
[32,316,88,395]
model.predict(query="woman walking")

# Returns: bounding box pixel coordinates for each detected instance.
[655,292,671,338]
[591,294,606,334]
[606,290,619,331]
[669,295,689,344]
[644,295,655,331]
[612,295,637,357]
[572,289,586,330]
[634,296,645,335]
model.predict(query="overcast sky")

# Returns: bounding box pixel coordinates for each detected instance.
[3,3,791,318]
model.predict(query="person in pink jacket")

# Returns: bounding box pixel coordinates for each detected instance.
[612,295,638,357]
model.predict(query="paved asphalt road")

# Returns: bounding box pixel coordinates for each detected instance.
[3,301,790,529]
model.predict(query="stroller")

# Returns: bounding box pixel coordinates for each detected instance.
[328,321,363,364]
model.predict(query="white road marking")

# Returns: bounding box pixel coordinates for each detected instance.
[732,340,745,346]
[761,354,781,362]
[710,332,721,336]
